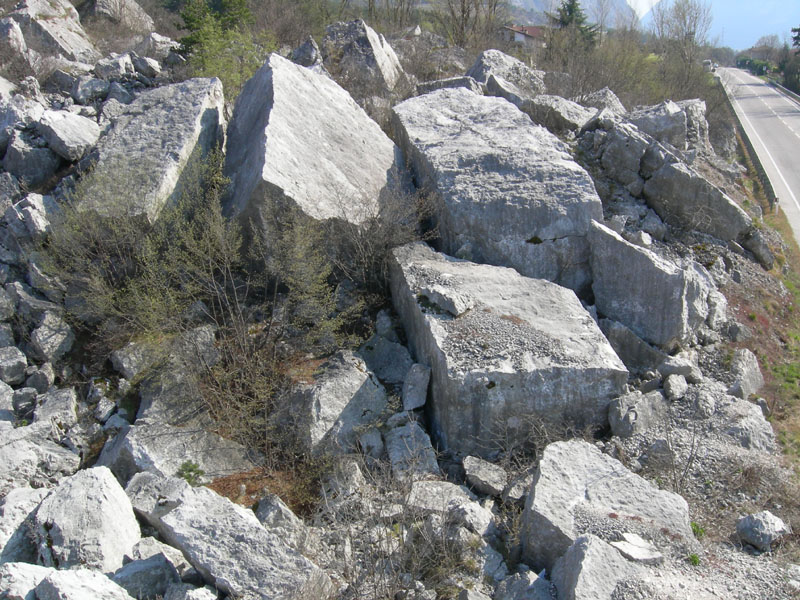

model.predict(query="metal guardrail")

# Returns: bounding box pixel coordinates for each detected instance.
[769,80,800,105]
[718,77,778,208]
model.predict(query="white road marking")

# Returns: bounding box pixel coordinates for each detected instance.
[727,80,800,213]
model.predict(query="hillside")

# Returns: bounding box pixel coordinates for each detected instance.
[0,2,799,600]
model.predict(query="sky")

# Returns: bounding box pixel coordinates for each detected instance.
[631,0,800,51]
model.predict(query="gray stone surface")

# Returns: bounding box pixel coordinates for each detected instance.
[628,100,688,150]
[224,53,405,232]
[7,0,99,64]
[521,440,692,571]
[133,32,178,61]
[736,510,790,551]
[0,346,27,384]
[33,387,77,430]
[30,311,74,362]
[402,363,430,411]
[321,19,406,96]
[551,534,639,600]
[126,473,334,600]
[664,373,688,401]
[676,98,712,154]
[406,479,474,515]
[282,350,387,454]
[110,339,160,380]
[79,78,225,223]
[32,466,141,571]
[0,93,44,154]
[255,493,308,551]
[728,348,764,399]
[130,54,160,79]
[417,76,483,95]
[590,221,715,349]
[463,455,507,497]
[0,562,54,600]
[610,532,664,565]
[392,88,604,292]
[90,0,154,34]
[577,87,626,115]
[521,94,596,134]
[608,390,669,438]
[357,334,413,386]
[35,109,100,161]
[2,132,61,188]
[466,49,545,104]
[97,418,256,485]
[112,554,180,599]
[384,416,439,480]
[5,193,60,241]
[125,537,195,582]
[598,318,668,375]
[0,486,48,561]
[71,76,109,104]
[720,396,776,452]
[493,570,555,600]
[0,422,80,496]
[35,569,134,600]
[390,243,627,457]
[94,53,135,81]
[643,161,752,243]
[163,584,219,600]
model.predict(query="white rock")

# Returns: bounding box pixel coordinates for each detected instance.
[112,554,180,599]
[463,455,507,497]
[90,0,154,34]
[35,569,134,600]
[521,440,692,571]
[0,562,54,600]
[384,417,439,480]
[608,390,669,438]
[390,243,627,457]
[727,348,764,399]
[406,480,473,515]
[521,94,596,133]
[0,346,27,384]
[466,49,545,104]
[35,110,100,161]
[663,373,688,401]
[32,466,141,571]
[0,486,48,559]
[94,53,135,81]
[402,363,430,411]
[392,88,603,292]
[736,510,790,551]
[8,0,99,64]
[552,534,640,600]
[224,53,405,231]
[33,387,77,430]
[79,78,225,223]
[609,532,664,565]
[30,311,74,363]
[577,87,626,115]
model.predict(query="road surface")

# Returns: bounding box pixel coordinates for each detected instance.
[719,67,800,246]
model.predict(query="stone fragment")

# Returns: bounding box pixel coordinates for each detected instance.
[112,554,180,599]
[608,390,669,438]
[521,94,596,134]
[658,355,703,384]
[0,92,44,153]
[35,110,100,161]
[493,570,554,600]
[590,221,714,349]
[577,86,626,115]
[736,510,790,551]
[0,171,23,208]
[291,36,325,73]
[80,78,224,223]
[0,562,54,600]
[551,534,639,600]
[393,88,603,292]
[130,54,160,79]
[390,243,627,457]
[8,0,99,64]
[463,455,507,497]
[728,348,764,399]
[676,98,712,154]
[521,440,691,571]
[279,350,387,454]
[255,493,308,551]
[2,132,61,188]
[358,335,413,386]
[224,53,405,232]
[384,416,439,480]
[609,532,664,565]
[406,480,474,515]
[35,569,134,600]
[33,466,141,571]
[94,53,135,81]
[163,584,219,600]
[125,537,196,581]
[0,486,48,561]
[628,100,687,150]
[110,339,160,380]
[90,0,154,34]
[33,387,77,430]
[321,19,406,96]
[721,397,776,452]
[0,346,27,384]
[126,473,334,600]
[71,75,109,104]
[598,319,668,375]
[30,311,74,362]
[133,33,178,61]
[402,363,430,411]
[5,194,60,241]
[466,49,545,104]
[663,373,688,401]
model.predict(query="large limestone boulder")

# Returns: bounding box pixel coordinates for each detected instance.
[577,86,626,115]
[0,92,44,154]
[88,0,155,34]
[590,221,716,349]
[390,243,627,457]
[521,440,692,572]
[280,351,387,454]
[78,78,225,222]
[466,49,545,106]
[676,99,712,155]
[35,110,100,162]
[551,534,640,600]
[35,569,134,600]
[126,472,334,600]
[392,88,604,292]
[521,94,596,134]
[321,20,406,96]
[643,161,752,243]
[628,100,688,150]
[223,53,406,232]
[97,418,256,485]
[32,466,141,572]
[8,0,99,65]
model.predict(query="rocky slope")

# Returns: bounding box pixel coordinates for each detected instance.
[0,7,797,600]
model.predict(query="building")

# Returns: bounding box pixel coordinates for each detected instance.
[500,25,548,49]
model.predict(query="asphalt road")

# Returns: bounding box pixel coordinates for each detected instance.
[719,67,800,245]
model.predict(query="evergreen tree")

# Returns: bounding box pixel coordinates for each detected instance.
[793,26,800,53]
[548,0,597,46]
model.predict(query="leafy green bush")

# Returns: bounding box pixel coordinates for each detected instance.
[177,460,205,486]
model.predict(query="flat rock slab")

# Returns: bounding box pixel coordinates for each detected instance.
[610,532,664,565]
[35,569,134,600]
[224,53,406,230]
[392,88,603,292]
[390,243,627,457]
[78,78,225,222]
[521,440,691,571]
[8,0,99,64]
[126,473,334,600]
[35,110,100,161]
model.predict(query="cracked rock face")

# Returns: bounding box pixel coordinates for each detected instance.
[392,87,603,293]
[390,242,627,457]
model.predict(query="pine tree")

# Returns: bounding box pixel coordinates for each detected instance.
[548,0,597,46]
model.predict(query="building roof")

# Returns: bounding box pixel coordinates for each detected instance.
[504,25,548,39]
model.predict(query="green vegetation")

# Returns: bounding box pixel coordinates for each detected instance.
[691,521,705,539]
[177,460,205,486]
[688,553,701,566]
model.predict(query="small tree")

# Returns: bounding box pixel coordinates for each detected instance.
[548,0,597,47]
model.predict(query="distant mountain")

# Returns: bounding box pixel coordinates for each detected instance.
[507,0,637,28]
